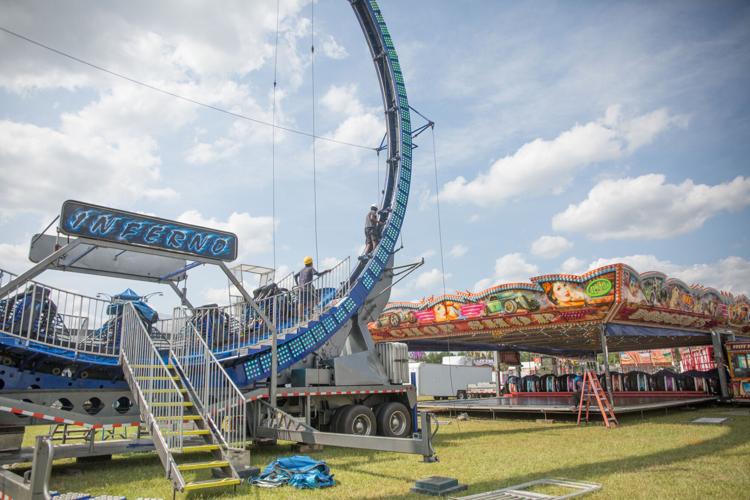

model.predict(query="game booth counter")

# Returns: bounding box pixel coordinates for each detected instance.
[726,341,750,402]
[370,263,750,415]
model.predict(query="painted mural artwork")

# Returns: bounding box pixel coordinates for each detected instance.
[370,263,750,342]
[614,267,747,331]
[372,266,617,340]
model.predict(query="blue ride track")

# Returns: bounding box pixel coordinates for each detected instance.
[238,0,413,385]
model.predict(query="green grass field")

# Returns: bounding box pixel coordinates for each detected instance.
[15,405,750,499]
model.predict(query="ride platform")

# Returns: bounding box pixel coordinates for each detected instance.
[419,392,718,416]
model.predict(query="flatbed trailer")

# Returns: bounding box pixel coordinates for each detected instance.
[419,392,718,418]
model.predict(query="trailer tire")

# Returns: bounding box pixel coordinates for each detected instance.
[330,405,349,432]
[337,405,376,435]
[457,390,467,399]
[375,402,411,438]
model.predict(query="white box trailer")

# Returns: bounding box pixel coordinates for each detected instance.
[409,362,493,399]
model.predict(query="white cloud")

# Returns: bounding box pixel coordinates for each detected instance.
[418,249,436,260]
[185,137,242,165]
[202,287,230,306]
[440,106,687,207]
[177,210,274,261]
[473,253,539,291]
[588,254,674,273]
[0,242,31,274]
[320,35,348,60]
[552,174,750,239]
[530,235,573,258]
[448,244,468,258]
[468,214,480,223]
[0,1,313,178]
[320,84,364,117]
[417,188,434,212]
[561,256,586,274]
[390,267,452,301]
[315,84,383,169]
[0,2,308,93]
[0,119,178,216]
[320,257,341,269]
[587,254,750,296]
[415,268,450,290]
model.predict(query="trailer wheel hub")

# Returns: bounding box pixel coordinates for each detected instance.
[389,411,408,435]
[352,415,373,435]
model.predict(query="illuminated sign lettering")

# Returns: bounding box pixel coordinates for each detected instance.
[60,200,238,262]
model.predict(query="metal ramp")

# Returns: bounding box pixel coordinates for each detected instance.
[120,303,243,494]
[451,479,601,500]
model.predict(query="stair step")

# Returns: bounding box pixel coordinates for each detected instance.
[136,375,180,381]
[183,477,240,492]
[171,444,220,453]
[130,364,174,369]
[256,335,288,346]
[155,415,202,421]
[151,401,193,407]
[164,429,210,436]
[177,460,230,472]
[142,388,187,394]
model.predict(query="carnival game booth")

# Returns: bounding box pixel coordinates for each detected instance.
[726,341,750,401]
[371,264,750,414]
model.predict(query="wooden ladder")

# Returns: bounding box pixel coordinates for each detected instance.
[577,370,618,428]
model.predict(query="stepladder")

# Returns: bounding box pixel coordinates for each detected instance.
[577,370,618,428]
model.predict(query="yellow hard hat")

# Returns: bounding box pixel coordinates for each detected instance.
[303,256,313,265]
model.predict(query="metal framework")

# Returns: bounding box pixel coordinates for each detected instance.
[0,2,437,496]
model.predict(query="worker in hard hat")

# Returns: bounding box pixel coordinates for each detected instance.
[364,204,380,256]
[295,256,330,320]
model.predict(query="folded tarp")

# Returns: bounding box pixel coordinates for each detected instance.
[253,455,335,489]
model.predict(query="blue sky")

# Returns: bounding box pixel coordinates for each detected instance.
[0,0,749,312]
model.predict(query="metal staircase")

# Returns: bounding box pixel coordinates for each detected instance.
[120,303,243,495]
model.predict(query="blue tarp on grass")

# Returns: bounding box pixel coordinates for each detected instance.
[253,455,335,489]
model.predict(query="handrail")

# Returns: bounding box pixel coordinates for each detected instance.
[169,316,246,449]
[188,257,351,356]
[0,267,121,358]
[120,303,184,450]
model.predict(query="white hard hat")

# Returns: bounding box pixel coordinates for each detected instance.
[370,204,378,210]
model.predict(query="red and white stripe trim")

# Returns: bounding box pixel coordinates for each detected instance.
[0,405,139,430]
[247,387,408,402]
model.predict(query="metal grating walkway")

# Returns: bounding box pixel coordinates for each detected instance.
[451,479,601,500]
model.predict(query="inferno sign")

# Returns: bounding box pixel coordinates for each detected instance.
[60,200,238,262]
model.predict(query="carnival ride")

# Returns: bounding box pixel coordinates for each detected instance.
[0,1,441,497]
[372,264,750,415]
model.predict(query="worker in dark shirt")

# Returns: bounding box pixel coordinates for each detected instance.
[295,256,330,320]
[364,204,379,256]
